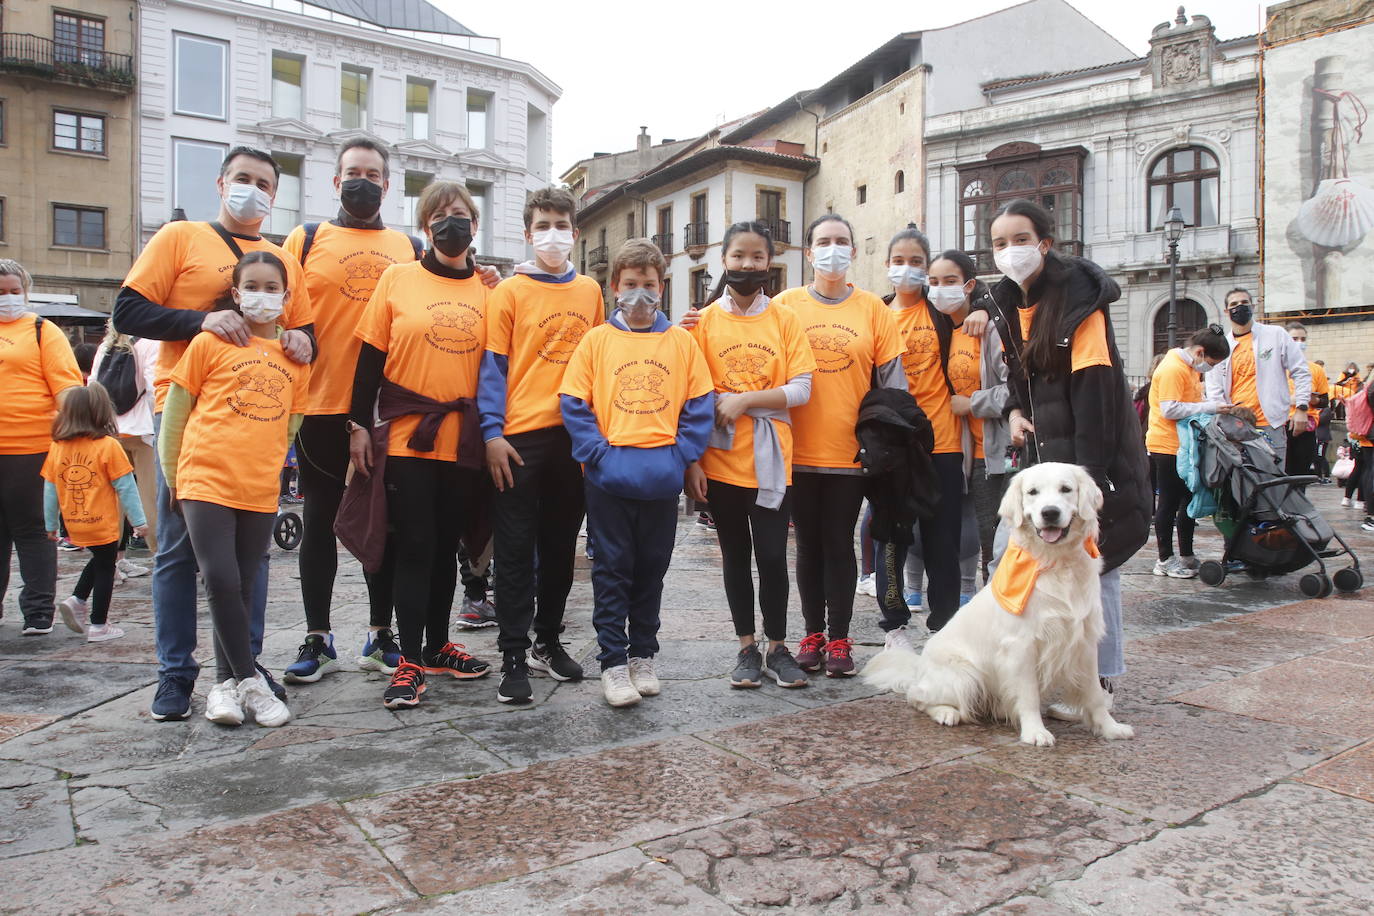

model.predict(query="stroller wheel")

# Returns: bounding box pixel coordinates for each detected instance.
[274,511,303,550]
[1198,560,1226,587]
[1333,567,1363,593]
[1299,573,1333,599]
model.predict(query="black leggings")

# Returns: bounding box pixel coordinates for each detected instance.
[791,472,867,640]
[1151,452,1195,560]
[182,500,275,682]
[73,541,119,625]
[707,479,792,642]
[1344,445,1372,502]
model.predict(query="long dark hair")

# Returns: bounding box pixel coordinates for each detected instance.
[211,250,290,313]
[707,221,774,302]
[995,198,1071,379]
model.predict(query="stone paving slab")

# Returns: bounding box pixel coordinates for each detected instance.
[1174,655,1374,740]
[1299,739,1374,803]
[1039,783,1374,914]
[0,713,59,744]
[0,660,157,718]
[0,781,74,858]
[1234,596,1374,638]
[346,735,817,896]
[1128,617,1354,674]
[644,760,1152,914]
[1315,636,1374,667]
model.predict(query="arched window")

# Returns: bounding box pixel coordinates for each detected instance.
[1148,147,1220,230]
[894,170,905,193]
[1152,298,1208,357]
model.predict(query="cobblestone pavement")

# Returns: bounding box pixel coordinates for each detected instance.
[2,485,1372,914]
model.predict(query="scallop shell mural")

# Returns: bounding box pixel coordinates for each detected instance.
[1296,177,1374,248]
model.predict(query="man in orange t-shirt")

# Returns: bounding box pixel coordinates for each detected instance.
[112,147,316,720]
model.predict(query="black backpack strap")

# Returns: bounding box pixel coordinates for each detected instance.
[299,222,322,266]
[409,234,424,260]
[208,221,245,261]
[34,314,43,344]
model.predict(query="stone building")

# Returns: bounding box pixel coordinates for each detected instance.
[136,0,559,271]
[0,0,139,314]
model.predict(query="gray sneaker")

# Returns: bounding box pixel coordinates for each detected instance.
[730,645,763,688]
[764,645,809,688]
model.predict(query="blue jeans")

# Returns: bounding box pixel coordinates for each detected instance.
[152,414,269,681]
[584,481,676,670]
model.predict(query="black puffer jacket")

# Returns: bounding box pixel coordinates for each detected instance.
[988,256,1151,573]
[855,388,938,545]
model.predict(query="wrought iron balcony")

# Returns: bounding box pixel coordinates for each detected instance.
[651,232,673,253]
[0,33,135,91]
[761,219,791,245]
[588,245,609,269]
[683,222,709,248]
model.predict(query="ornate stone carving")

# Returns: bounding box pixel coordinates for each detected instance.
[1163,43,1202,85]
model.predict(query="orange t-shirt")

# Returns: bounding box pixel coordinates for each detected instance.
[775,286,903,469]
[949,323,984,459]
[484,274,604,437]
[1227,335,1267,425]
[0,313,84,454]
[689,303,817,489]
[40,435,134,546]
[122,221,315,412]
[892,301,960,456]
[1145,348,1202,456]
[355,261,487,461]
[1017,306,1113,372]
[282,223,418,415]
[1289,361,1327,425]
[170,333,310,513]
[560,324,714,447]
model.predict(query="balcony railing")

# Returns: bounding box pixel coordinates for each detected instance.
[588,245,609,269]
[0,33,135,91]
[652,232,673,254]
[683,222,709,248]
[761,219,791,246]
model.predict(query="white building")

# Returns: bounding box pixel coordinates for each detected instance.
[136,0,560,268]
[923,9,1260,377]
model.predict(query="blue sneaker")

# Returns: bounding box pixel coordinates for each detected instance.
[958,594,973,607]
[905,592,922,610]
[284,634,338,683]
[359,628,403,675]
[150,674,195,721]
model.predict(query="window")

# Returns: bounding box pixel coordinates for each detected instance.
[53,111,105,154]
[341,66,370,130]
[626,212,634,238]
[272,53,304,120]
[0,98,6,145]
[691,267,711,306]
[768,266,785,295]
[1148,146,1220,230]
[580,240,587,275]
[661,276,672,315]
[1152,299,1208,357]
[857,184,867,205]
[957,142,1086,273]
[54,12,104,66]
[0,198,6,242]
[174,34,227,120]
[173,139,227,221]
[269,153,302,236]
[526,104,547,176]
[466,182,490,253]
[406,79,432,139]
[467,91,490,149]
[758,189,781,223]
[654,205,672,252]
[687,192,708,246]
[403,172,430,231]
[894,170,905,194]
[53,205,105,249]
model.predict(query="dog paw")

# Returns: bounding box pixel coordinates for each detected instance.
[1020,727,1056,747]
[1096,721,1135,740]
[927,705,961,726]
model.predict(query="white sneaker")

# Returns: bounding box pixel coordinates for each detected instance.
[627,656,660,696]
[1340,496,1352,507]
[117,558,149,578]
[884,627,914,653]
[238,674,291,727]
[1358,501,1367,512]
[58,596,88,633]
[205,679,244,726]
[601,665,641,707]
[1177,555,1201,572]
[86,623,125,642]
[856,573,877,597]
[1154,557,1197,579]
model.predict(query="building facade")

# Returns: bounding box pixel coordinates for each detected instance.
[0,0,139,313]
[137,0,559,270]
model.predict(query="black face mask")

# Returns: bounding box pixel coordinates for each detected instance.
[1228,303,1253,327]
[724,269,769,297]
[430,216,473,258]
[339,178,384,220]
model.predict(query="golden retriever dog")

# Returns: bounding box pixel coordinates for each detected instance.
[862,462,1134,746]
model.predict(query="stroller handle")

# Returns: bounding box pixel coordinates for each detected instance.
[1250,475,1319,492]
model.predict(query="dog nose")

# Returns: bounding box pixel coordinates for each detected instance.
[1040,506,1061,524]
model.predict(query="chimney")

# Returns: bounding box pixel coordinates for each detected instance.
[637,126,651,153]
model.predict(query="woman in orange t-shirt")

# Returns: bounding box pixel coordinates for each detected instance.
[774,215,904,678]
[159,251,307,729]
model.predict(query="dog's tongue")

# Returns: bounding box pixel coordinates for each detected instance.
[1038,526,1066,544]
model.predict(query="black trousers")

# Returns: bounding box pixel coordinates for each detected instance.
[493,427,585,656]
[0,452,56,623]
[1285,429,1318,478]
[1150,452,1196,560]
[708,479,792,642]
[1345,445,1373,503]
[73,541,120,625]
[182,500,276,682]
[792,472,867,640]
[875,453,964,633]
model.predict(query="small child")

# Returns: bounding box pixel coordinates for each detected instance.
[42,384,149,641]
[559,239,715,706]
[159,251,310,728]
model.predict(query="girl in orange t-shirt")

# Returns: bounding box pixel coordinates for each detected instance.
[158,251,307,729]
[42,385,148,642]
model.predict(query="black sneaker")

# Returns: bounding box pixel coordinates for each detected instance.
[421,642,491,679]
[256,663,288,702]
[21,615,54,635]
[697,511,716,530]
[150,674,195,721]
[1362,517,1374,532]
[383,662,426,709]
[497,652,533,704]
[528,641,584,681]
[730,644,764,688]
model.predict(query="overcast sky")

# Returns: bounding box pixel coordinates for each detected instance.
[434,0,1267,176]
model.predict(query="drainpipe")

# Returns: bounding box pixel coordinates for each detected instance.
[797,93,821,283]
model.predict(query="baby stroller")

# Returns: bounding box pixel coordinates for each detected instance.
[1193,414,1361,597]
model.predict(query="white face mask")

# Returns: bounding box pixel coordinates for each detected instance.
[225,183,273,222]
[887,265,927,293]
[531,228,575,264]
[928,285,969,314]
[994,244,1044,285]
[1186,349,1214,373]
[238,291,285,324]
[810,244,852,279]
[0,292,26,321]
[1293,339,1308,353]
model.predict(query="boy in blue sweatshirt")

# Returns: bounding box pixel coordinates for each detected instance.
[559,240,715,707]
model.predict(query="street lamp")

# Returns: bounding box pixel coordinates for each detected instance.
[1165,206,1186,349]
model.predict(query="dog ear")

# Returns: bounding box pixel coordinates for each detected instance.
[998,471,1026,525]
[1075,466,1103,533]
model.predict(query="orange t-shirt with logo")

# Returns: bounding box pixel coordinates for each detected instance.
[1017,306,1113,372]
[355,261,487,461]
[892,301,960,456]
[122,221,315,412]
[484,274,604,437]
[1227,335,1267,425]
[689,303,817,489]
[0,313,84,455]
[1289,361,1326,425]
[40,435,134,546]
[560,325,714,447]
[170,333,310,513]
[1145,348,1201,456]
[775,287,903,469]
[282,223,418,415]
[949,323,984,459]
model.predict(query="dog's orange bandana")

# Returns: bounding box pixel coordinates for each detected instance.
[991,537,1100,615]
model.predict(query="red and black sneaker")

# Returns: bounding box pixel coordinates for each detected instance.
[422,643,491,679]
[795,632,827,672]
[383,662,427,709]
[824,637,855,678]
